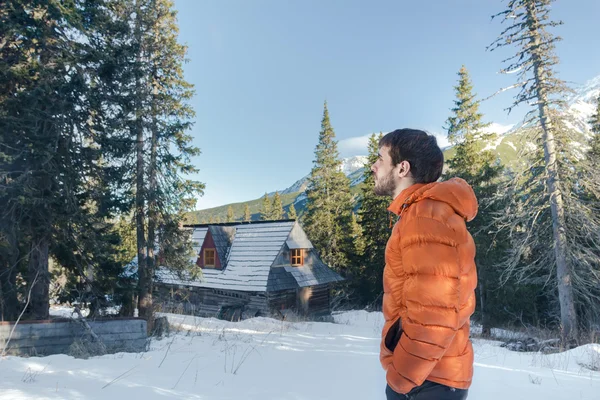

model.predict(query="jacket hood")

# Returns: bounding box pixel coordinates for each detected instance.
[388,178,478,222]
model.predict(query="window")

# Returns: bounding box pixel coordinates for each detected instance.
[291,249,304,266]
[204,248,216,267]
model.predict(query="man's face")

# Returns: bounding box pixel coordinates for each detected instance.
[371,145,399,197]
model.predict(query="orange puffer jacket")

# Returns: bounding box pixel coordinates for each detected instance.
[380,178,478,394]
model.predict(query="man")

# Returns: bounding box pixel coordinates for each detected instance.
[372,129,478,400]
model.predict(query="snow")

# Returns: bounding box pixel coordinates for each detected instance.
[570,75,600,105]
[483,135,505,151]
[1,310,599,399]
[339,156,368,176]
[526,142,537,152]
[48,305,122,319]
[570,101,595,121]
[482,123,515,136]
[272,156,368,198]
[506,141,518,151]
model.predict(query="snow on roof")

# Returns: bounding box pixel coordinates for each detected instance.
[158,221,295,292]
[155,220,344,292]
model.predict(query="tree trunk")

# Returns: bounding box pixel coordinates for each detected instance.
[0,264,19,322]
[526,1,578,342]
[143,68,159,334]
[27,236,50,320]
[0,226,20,321]
[134,0,149,326]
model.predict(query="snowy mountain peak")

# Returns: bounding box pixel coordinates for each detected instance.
[339,156,369,175]
[271,156,369,197]
[571,74,600,105]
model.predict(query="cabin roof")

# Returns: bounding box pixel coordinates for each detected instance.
[156,220,343,292]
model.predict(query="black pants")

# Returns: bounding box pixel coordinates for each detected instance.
[386,381,468,400]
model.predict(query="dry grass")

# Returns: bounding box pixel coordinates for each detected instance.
[68,338,107,359]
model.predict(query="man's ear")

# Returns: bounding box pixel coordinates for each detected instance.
[397,160,411,178]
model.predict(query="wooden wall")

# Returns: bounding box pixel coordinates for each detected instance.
[0,318,147,357]
[156,283,332,320]
[156,285,268,318]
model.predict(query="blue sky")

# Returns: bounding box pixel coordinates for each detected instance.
[173,0,600,210]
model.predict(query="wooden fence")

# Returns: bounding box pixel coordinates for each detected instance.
[0,317,147,357]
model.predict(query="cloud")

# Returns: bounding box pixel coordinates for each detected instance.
[339,131,453,156]
[430,132,450,149]
[338,134,371,157]
[338,124,514,157]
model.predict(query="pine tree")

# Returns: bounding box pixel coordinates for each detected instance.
[576,96,600,325]
[260,193,271,221]
[303,102,354,274]
[271,191,284,220]
[490,0,596,339]
[341,211,366,303]
[0,0,123,319]
[227,206,235,222]
[243,204,251,222]
[582,96,600,203]
[287,203,297,220]
[444,66,504,336]
[355,133,391,307]
[124,0,204,327]
[350,213,365,254]
[590,95,600,159]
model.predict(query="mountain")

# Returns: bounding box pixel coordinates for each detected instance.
[267,155,368,197]
[187,156,369,223]
[444,74,600,166]
[188,74,600,223]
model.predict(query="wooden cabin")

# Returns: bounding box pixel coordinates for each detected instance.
[154,220,344,320]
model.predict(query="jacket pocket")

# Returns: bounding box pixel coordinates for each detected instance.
[384,318,403,352]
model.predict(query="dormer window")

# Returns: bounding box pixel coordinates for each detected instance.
[291,249,304,266]
[204,248,216,267]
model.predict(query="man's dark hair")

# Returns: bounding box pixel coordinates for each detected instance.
[379,129,444,184]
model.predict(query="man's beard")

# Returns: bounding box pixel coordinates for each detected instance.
[374,171,396,197]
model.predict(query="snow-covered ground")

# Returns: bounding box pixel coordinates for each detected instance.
[1,310,599,399]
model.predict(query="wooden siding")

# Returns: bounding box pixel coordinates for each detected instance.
[306,284,331,316]
[156,285,269,318]
[156,283,331,320]
[154,221,340,320]
[0,319,147,357]
[267,284,331,317]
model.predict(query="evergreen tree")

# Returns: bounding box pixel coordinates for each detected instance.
[590,95,600,159]
[227,206,235,222]
[343,211,366,303]
[356,133,390,307]
[287,203,297,220]
[271,191,284,220]
[349,213,365,256]
[303,102,354,274]
[0,0,202,323]
[575,95,600,325]
[260,193,271,221]
[444,66,505,336]
[243,204,251,222]
[0,0,123,319]
[127,0,204,326]
[490,0,594,339]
